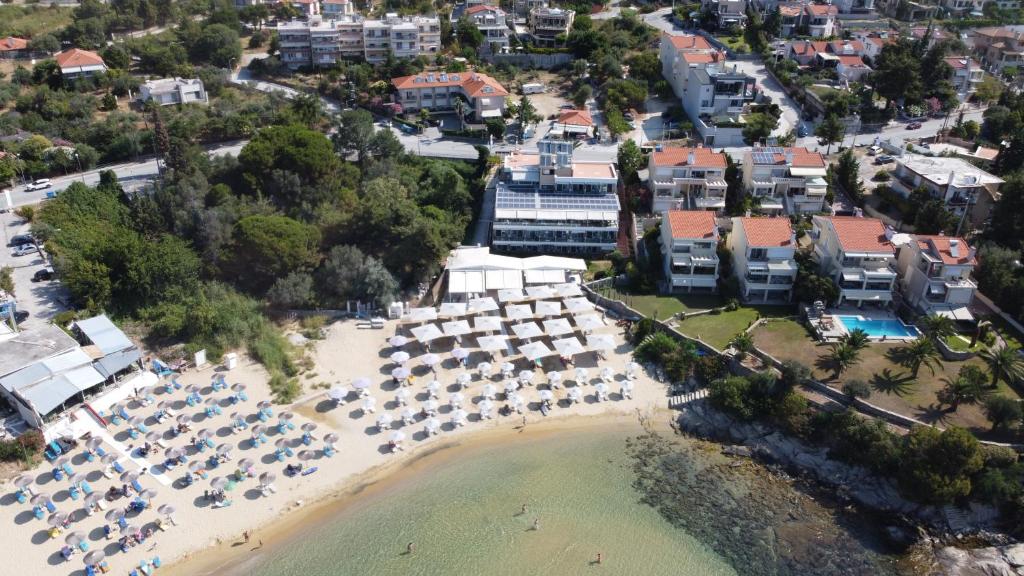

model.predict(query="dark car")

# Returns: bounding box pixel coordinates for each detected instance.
[8,234,33,247]
[797,125,808,137]
[31,268,53,282]
[907,122,923,130]
[874,155,895,164]
[13,310,28,323]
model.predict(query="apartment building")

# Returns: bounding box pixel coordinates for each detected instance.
[513,0,548,22]
[55,48,107,80]
[806,3,838,37]
[647,146,729,213]
[971,26,1024,73]
[276,13,440,68]
[681,64,758,147]
[831,0,875,13]
[492,139,620,256]
[812,216,897,307]
[293,0,320,17]
[659,33,724,98]
[322,0,354,17]
[728,217,798,303]
[741,146,828,214]
[896,235,977,319]
[463,5,510,54]
[944,56,983,100]
[940,0,984,15]
[890,153,1003,232]
[702,0,748,28]
[392,71,508,120]
[138,77,208,106]
[660,211,720,293]
[529,6,574,47]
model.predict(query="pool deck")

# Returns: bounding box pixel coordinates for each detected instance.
[806,306,919,343]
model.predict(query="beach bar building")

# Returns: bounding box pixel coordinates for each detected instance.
[443,245,586,300]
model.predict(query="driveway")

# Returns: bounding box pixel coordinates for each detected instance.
[0,211,68,329]
[728,59,806,138]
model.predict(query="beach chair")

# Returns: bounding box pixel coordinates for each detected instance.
[258,411,269,423]
[81,481,93,496]
[112,460,125,474]
[171,376,182,390]
[131,479,144,493]
[118,406,130,421]
[95,498,107,511]
[95,446,107,458]
[68,485,80,500]
[86,566,97,576]
[62,546,73,562]
[44,446,59,461]
[44,499,56,513]
[323,446,336,458]
[77,539,89,552]
[276,422,287,435]
[182,473,194,487]
[206,456,219,469]
[152,360,173,377]
[62,462,74,477]
[237,390,248,402]
[129,428,139,440]
[85,450,95,463]
[52,467,64,482]
[118,517,128,532]
[15,488,27,504]
[152,557,161,568]
[301,433,312,446]
[32,506,43,520]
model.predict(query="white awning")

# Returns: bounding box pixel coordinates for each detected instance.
[480,108,502,118]
[789,167,827,177]
[933,306,974,321]
[524,269,566,284]
[842,270,864,281]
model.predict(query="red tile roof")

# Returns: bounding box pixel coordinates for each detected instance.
[828,40,864,54]
[55,48,105,69]
[681,52,724,64]
[837,55,868,68]
[0,37,27,52]
[944,56,972,70]
[652,146,727,169]
[917,235,976,265]
[666,210,717,239]
[664,33,713,51]
[466,4,502,13]
[392,72,508,98]
[739,217,794,248]
[557,109,593,127]
[779,4,802,16]
[827,217,893,254]
[806,3,838,16]
[790,40,827,57]
[750,147,826,168]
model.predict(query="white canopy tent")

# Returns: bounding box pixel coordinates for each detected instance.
[442,320,473,337]
[473,316,503,333]
[467,297,499,314]
[477,335,510,352]
[510,322,544,340]
[524,269,567,285]
[586,334,616,351]
[552,337,585,357]
[542,318,574,337]
[518,341,553,360]
[564,297,595,314]
[497,289,527,303]
[438,302,468,318]
[410,323,444,343]
[524,285,557,300]
[573,313,605,331]
[505,304,535,321]
[406,307,438,323]
[534,300,562,317]
[553,282,583,298]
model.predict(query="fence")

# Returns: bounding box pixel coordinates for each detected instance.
[487,53,573,70]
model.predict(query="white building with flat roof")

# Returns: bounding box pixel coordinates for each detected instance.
[276,13,440,68]
[890,153,1003,232]
[139,77,208,106]
[742,146,828,214]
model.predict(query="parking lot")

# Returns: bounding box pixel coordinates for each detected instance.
[1,210,67,329]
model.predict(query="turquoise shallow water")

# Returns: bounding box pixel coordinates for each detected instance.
[225,422,901,576]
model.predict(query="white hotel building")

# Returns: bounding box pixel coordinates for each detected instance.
[277,13,441,68]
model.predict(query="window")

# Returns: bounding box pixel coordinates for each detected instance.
[749,248,767,261]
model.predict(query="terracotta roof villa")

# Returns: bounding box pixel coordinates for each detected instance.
[55,48,106,79]
[392,71,508,120]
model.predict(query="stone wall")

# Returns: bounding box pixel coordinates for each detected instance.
[487,53,572,70]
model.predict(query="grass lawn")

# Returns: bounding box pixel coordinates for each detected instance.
[987,314,1024,350]
[715,35,751,54]
[0,5,74,37]
[752,319,1022,440]
[808,85,840,99]
[675,309,759,350]
[584,260,612,282]
[943,333,985,353]
[592,285,723,319]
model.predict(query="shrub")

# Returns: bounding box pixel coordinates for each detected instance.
[14,205,34,222]
[249,327,296,377]
[634,332,679,364]
[694,355,727,383]
[872,169,891,182]
[268,372,301,404]
[0,430,43,464]
[842,379,872,400]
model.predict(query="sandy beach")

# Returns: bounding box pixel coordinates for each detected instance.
[1,315,668,576]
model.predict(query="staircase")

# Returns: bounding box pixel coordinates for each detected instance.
[668,388,709,408]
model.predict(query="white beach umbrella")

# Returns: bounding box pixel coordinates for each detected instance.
[626,361,641,379]
[420,353,441,367]
[452,408,468,422]
[390,351,411,364]
[353,377,373,391]
[104,509,124,523]
[456,373,472,388]
[497,288,526,303]
[473,315,503,333]
[552,336,585,357]
[323,433,339,447]
[510,322,544,340]
[553,282,584,298]
[443,320,473,337]
[595,382,609,399]
[621,380,635,398]
[518,341,553,360]
[482,383,496,399]
[426,380,441,397]
[423,399,439,414]
[400,408,417,424]
[547,371,563,386]
[390,367,411,381]
[542,318,573,337]
[410,323,444,343]
[575,367,590,384]
[479,398,494,412]
[389,430,407,443]
[120,470,140,484]
[476,361,493,376]
[328,386,347,402]
[504,381,519,396]
[85,491,103,508]
[510,394,526,411]
[296,449,316,461]
[238,457,256,471]
[395,388,410,405]
[505,304,535,321]
[274,438,291,451]
[535,300,562,317]
[83,550,105,567]
[518,369,535,384]
[586,334,616,352]
[451,347,469,360]
[361,396,377,413]
[86,437,104,451]
[525,285,556,300]
[425,417,441,433]
[176,413,193,426]
[449,392,465,407]
[539,389,554,402]
[66,531,90,549]
[301,422,318,434]
[405,307,438,323]
[564,297,595,314]
[211,476,228,490]
[31,493,52,507]
[188,461,206,474]
[259,472,277,486]
[600,367,615,382]
[467,297,499,314]
[376,413,393,430]
[438,302,468,318]
[165,446,185,460]
[157,504,176,517]
[477,335,510,352]
[501,361,516,376]
[14,474,33,489]
[573,313,605,332]
[388,335,409,348]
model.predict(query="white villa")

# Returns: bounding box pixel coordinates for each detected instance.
[647,146,729,213]
[812,216,897,307]
[660,210,720,293]
[742,146,828,214]
[896,235,978,321]
[138,77,208,106]
[391,71,508,120]
[728,217,798,303]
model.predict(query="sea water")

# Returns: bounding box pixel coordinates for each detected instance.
[228,422,904,576]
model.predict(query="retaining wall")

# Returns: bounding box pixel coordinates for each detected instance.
[487,53,572,70]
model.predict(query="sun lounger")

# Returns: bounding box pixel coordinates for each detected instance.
[102,467,114,480]
[16,489,27,504]
[69,485,80,500]
[131,479,143,493]
[118,407,130,421]
[113,461,125,474]
[33,506,43,520]
[152,557,161,568]
[118,517,128,531]
[52,467,64,481]
[301,466,318,476]
[129,429,139,440]
[86,566,97,576]
[95,498,107,511]
[81,481,93,496]
[78,539,89,552]
[62,462,74,477]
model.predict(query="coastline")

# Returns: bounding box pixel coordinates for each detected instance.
[161,412,664,576]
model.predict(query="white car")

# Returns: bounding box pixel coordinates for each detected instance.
[25,179,51,191]
[13,243,38,256]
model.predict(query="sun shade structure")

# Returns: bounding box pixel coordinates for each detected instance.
[406,307,438,323]
[504,304,535,321]
[573,313,604,331]
[442,320,473,337]
[388,335,408,348]
[553,282,583,297]
[467,297,499,314]
[389,351,410,364]
[542,318,573,337]
[534,300,562,317]
[438,302,468,318]
[410,323,444,343]
[473,316,503,333]
[586,334,616,351]
[477,335,510,352]
[510,322,544,340]
[525,285,556,300]
[552,337,585,357]
[497,288,527,303]
[518,341,553,360]
[564,297,595,314]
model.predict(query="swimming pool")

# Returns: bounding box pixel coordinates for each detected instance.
[836,316,920,339]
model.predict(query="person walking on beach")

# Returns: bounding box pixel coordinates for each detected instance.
[596,553,603,565]
[407,542,415,555]
[521,503,527,515]
[533,518,540,531]
[243,531,250,544]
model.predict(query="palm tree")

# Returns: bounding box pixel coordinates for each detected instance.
[917,314,957,343]
[828,343,860,379]
[729,332,754,361]
[980,346,1024,387]
[902,338,941,378]
[937,372,987,412]
[839,328,870,351]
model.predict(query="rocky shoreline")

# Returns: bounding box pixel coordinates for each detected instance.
[674,401,1024,576]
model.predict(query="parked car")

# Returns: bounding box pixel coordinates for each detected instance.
[797,125,808,137]
[907,122,923,130]
[31,268,53,282]
[8,234,33,247]
[874,155,895,164]
[559,103,575,110]
[25,178,51,191]
[13,243,38,256]
[867,145,882,156]
[13,310,28,323]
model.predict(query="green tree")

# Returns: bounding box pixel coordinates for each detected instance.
[913,200,956,235]
[918,314,957,342]
[709,376,755,419]
[980,346,1024,387]
[839,328,870,351]
[266,271,314,309]
[28,34,60,55]
[231,215,321,293]
[187,23,242,68]
[832,149,863,203]
[572,84,592,109]
[516,95,540,128]
[815,114,846,155]
[898,426,983,504]
[937,365,989,411]
[901,338,941,378]
[742,113,777,145]
[332,109,376,164]
[316,245,399,308]
[456,16,483,50]
[729,331,755,360]
[828,343,860,379]
[0,266,14,296]
[984,395,1022,431]
[617,139,643,185]
[870,41,923,106]
[975,75,1003,105]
